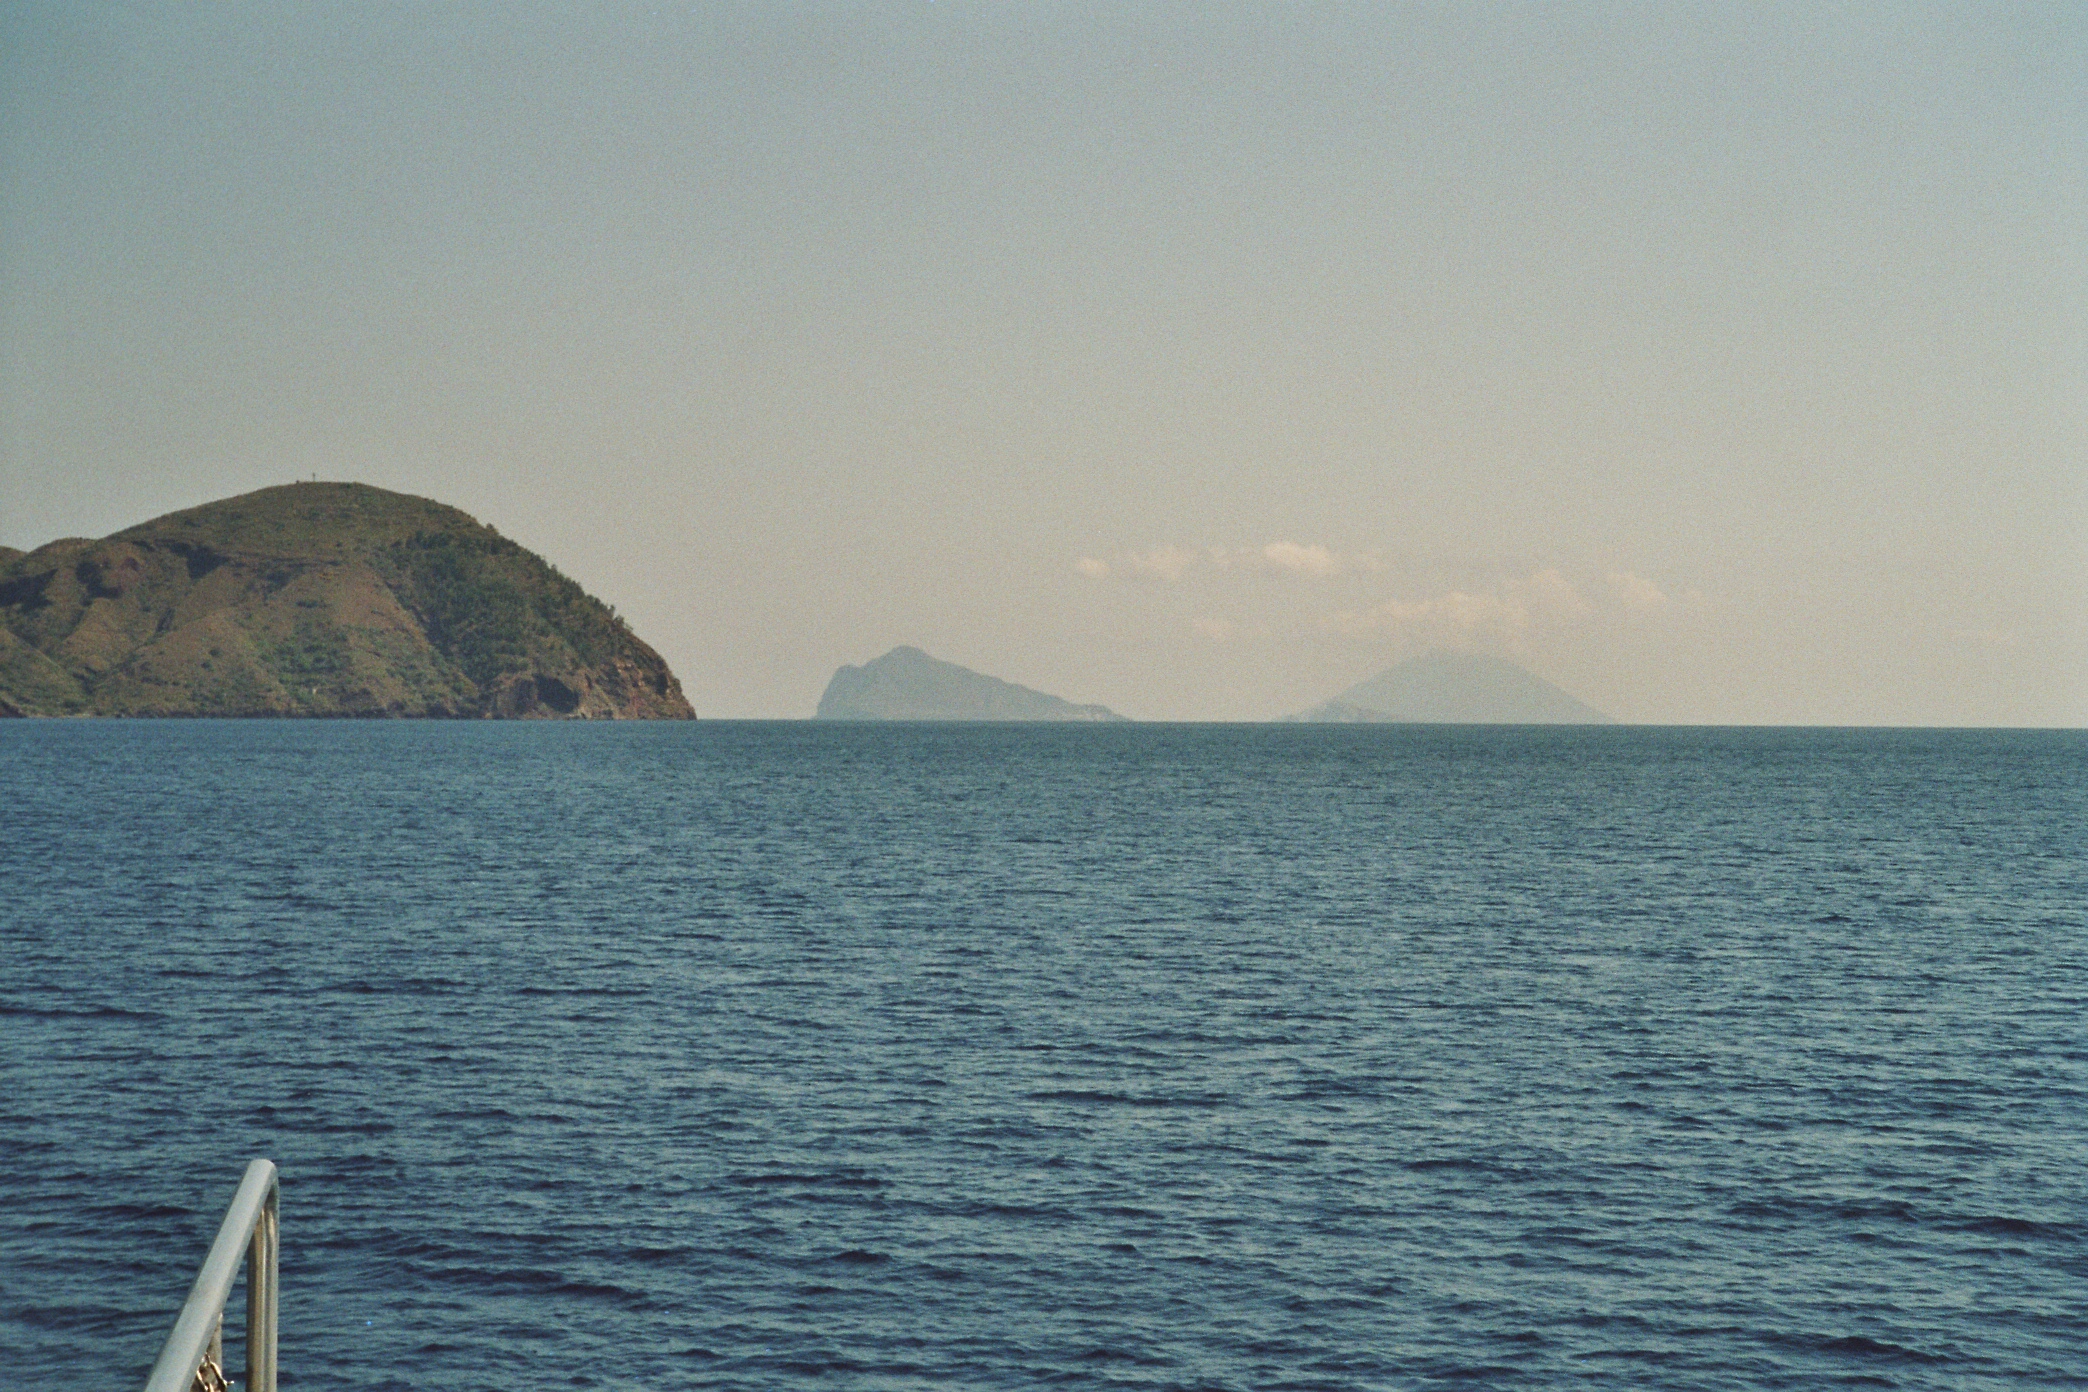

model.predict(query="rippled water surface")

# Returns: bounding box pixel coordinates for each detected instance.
[4,721,2085,1390]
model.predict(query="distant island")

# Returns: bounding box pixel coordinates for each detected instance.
[817,646,1126,721]
[0,482,694,718]
[1286,651,1613,724]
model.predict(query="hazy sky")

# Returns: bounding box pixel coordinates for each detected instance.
[3,2,2081,722]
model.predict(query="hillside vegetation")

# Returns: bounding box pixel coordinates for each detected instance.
[0,483,693,718]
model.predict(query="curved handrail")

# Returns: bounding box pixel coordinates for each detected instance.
[142,1158,278,1392]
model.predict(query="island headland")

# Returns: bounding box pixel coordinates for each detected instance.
[816,645,1126,721]
[1286,650,1614,724]
[0,482,694,718]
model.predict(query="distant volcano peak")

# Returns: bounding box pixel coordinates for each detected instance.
[1287,650,1613,724]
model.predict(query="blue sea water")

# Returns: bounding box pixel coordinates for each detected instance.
[2,720,2084,1391]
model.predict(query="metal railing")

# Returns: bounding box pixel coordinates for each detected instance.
[142,1158,278,1392]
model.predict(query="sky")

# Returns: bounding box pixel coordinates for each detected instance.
[2,1,2082,722]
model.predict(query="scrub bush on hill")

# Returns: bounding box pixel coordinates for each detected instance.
[381,531,628,690]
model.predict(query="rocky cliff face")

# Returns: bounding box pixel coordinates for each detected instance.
[0,482,694,719]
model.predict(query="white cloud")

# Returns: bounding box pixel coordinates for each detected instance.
[1074,545,1199,581]
[1324,587,1530,643]
[1122,544,1200,581]
[1210,541,1380,577]
[1319,566,1696,645]
[1259,541,1341,577]
[1081,540,1376,583]
[1606,570,1669,611]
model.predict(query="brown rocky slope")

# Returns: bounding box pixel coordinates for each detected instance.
[0,483,694,718]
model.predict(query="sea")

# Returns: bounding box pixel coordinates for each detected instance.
[3,720,2083,1391]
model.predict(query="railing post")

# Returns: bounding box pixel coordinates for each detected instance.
[245,1185,278,1392]
[142,1159,278,1392]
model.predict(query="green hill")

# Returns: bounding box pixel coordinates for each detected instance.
[0,482,693,719]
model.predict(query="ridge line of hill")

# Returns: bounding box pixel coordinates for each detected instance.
[0,482,694,719]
